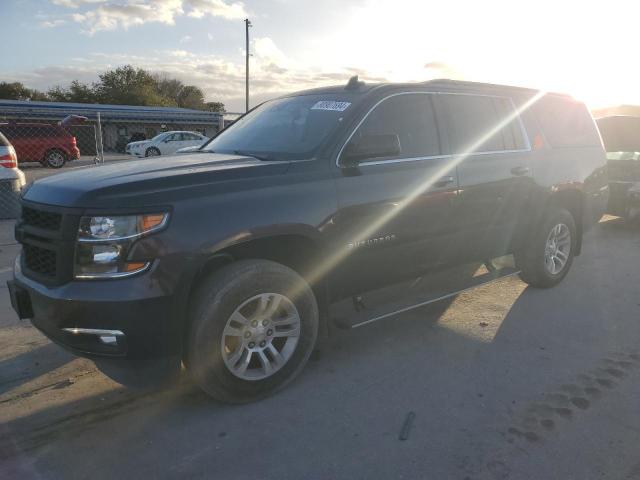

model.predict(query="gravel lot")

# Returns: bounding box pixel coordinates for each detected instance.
[1,162,639,479]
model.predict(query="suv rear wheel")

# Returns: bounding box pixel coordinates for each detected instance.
[186,259,319,403]
[44,149,67,168]
[517,207,576,288]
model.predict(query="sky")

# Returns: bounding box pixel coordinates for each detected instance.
[1,0,639,112]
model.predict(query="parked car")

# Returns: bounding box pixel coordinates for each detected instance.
[595,116,640,221]
[0,123,81,168]
[115,132,147,153]
[126,131,208,157]
[175,145,203,154]
[8,78,608,403]
[0,132,26,218]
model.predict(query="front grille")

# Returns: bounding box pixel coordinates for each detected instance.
[23,244,57,277]
[22,206,62,231]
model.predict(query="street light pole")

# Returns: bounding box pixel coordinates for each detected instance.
[245,18,252,113]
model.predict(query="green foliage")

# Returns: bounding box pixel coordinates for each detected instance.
[1,66,225,112]
[48,80,98,103]
[205,101,226,113]
[0,82,48,101]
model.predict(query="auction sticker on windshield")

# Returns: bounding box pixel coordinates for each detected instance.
[311,101,352,112]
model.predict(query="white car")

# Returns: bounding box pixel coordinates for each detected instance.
[0,132,26,219]
[175,145,204,154]
[126,131,209,158]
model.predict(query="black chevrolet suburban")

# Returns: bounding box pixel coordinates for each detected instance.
[8,78,608,403]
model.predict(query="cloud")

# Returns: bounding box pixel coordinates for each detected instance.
[180,35,192,43]
[70,0,184,33]
[423,61,462,79]
[186,0,246,19]
[51,0,105,7]
[39,18,68,28]
[253,37,286,64]
[47,0,246,33]
[5,38,387,112]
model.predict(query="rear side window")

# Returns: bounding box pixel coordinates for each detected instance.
[350,93,441,159]
[533,96,600,148]
[441,94,527,154]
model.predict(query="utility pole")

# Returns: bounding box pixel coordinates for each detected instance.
[245,18,252,113]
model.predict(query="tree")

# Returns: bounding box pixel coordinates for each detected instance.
[47,80,98,103]
[0,82,48,101]
[94,65,169,106]
[204,101,226,113]
[153,75,182,106]
[153,74,212,110]
[177,85,205,109]
[2,66,226,111]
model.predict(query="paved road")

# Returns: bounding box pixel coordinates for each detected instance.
[1,217,639,479]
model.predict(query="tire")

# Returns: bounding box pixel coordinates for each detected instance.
[145,147,160,157]
[516,207,576,288]
[186,259,319,403]
[44,149,67,168]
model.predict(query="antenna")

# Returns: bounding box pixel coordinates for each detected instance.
[345,75,364,91]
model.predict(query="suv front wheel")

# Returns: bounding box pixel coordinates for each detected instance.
[186,259,319,403]
[517,207,577,288]
[44,149,67,168]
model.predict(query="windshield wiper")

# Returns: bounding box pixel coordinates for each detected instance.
[231,150,276,162]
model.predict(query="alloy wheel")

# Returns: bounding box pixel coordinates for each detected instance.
[47,151,65,167]
[221,293,301,381]
[544,223,571,275]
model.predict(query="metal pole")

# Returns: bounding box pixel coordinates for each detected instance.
[96,112,104,164]
[245,18,251,113]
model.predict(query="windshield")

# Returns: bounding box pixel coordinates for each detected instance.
[607,151,640,161]
[150,133,169,142]
[201,94,355,160]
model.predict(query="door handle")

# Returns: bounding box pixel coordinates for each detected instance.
[434,176,455,187]
[510,166,530,176]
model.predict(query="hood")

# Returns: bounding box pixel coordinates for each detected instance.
[127,140,149,148]
[23,153,290,208]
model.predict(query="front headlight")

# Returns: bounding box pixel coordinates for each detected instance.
[75,213,168,279]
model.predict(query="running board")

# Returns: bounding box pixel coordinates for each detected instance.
[331,261,520,330]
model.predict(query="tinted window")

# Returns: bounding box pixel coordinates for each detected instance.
[492,97,527,150]
[533,96,601,148]
[347,93,441,160]
[442,94,524,153]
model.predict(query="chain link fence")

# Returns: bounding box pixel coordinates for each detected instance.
[0,100,225,218]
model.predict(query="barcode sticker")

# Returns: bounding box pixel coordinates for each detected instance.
[311,101,351,112]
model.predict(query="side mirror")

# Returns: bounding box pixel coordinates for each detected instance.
[341,134,401,166]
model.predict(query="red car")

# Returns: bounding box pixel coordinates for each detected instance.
[0,123,81,168]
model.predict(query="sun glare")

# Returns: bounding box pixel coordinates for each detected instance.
[303,0,640,109]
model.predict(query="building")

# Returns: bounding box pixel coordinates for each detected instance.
[0,99,224,152]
